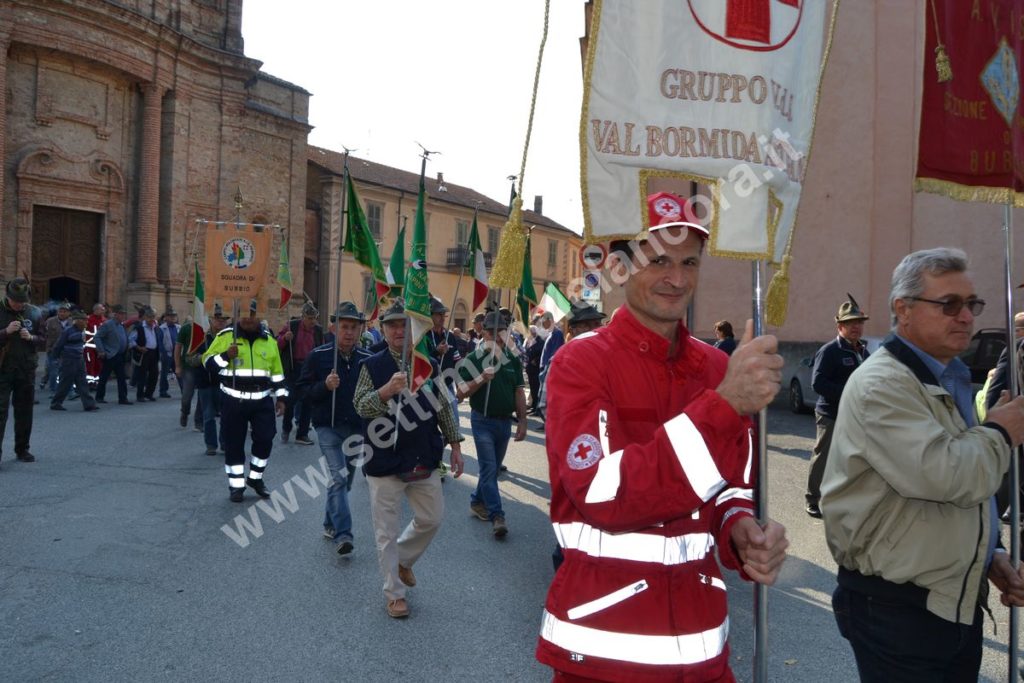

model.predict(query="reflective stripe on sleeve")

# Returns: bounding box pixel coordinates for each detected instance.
[540,610,727,666]
[553,521,713,565]
[664,412,725,502]
[715,487,754,505]
[274,388,289,398]
[212,354,229,368]
[585,410,623,504]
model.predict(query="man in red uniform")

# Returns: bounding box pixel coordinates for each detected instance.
[536,193,789,682]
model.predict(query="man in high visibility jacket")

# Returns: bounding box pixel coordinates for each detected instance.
[204,299,287,502]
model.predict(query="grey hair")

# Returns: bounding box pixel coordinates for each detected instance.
[889,247,968,328]
[540,311,554,323]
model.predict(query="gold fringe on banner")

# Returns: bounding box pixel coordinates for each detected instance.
[491,196,528,288]
[765,254,791,327]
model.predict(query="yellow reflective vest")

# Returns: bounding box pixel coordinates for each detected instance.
[202,326,288,401]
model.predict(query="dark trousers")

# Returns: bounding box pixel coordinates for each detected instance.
[95,352,128,402]
[806,413,835,504]
[281,370,310,437]
[833,585,982,682]
[52,356,97,409]
[0,365,36,456]
[135,348,159,399]
[221,395,276,489]
[159,353,180,396]
[526,365,540,409]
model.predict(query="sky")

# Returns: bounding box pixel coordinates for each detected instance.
[241,0,586,233]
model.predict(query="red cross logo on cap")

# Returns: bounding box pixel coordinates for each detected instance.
[688,0,802,52]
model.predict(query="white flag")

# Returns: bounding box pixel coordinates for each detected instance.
[582,0,837,261]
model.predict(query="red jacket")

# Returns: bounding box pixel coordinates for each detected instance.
[536,307,756,683]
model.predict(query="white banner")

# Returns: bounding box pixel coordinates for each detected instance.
[582,0,837,260]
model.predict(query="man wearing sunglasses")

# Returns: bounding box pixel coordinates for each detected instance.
[822,247,1024,681]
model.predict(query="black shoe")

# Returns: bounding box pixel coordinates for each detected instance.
[159,393,171,398]
[84,405,100,412]
[229,488,244,503]
[96,399,107,404]
[336,540,354,557]
[118,400,134,405]
[180,413,188,428]
[16,452,36,463]
[805,502,823,519]
[50,404,66,411]
[247,478,271,498]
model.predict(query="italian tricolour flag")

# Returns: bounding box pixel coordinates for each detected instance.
[188,262,209,353]
[467,216,489,311]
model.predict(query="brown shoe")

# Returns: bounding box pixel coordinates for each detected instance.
[492,516,508,538]
[398,564,416,587]
[470,501,489,521]
[386,598,410,619]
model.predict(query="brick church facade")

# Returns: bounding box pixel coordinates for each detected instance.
[1,0,310,312]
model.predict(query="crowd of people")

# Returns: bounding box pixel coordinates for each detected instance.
[8,217,1024,680]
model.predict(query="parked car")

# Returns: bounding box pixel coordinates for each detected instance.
[787,330,1007,414]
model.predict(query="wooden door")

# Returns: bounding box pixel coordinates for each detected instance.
[31,206,101,308]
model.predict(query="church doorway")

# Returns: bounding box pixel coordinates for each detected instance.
[31,206,102,309]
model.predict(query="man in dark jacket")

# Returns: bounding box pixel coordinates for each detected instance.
[94,304,131,405]
[806,294,870,518]
[299,301,370,556]
[353,299,463,619]
[277,302,323,445]
[50,310,99,412]
[0,278,45,463]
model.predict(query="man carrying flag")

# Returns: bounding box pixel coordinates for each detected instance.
[352,299,464,618]
[174,262,209,430]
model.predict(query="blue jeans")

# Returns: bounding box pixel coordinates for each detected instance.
[316,425,357,542]
[197,386,222,451]
[469,412,512,520]
[46,355,60,394]
[159,353,180,395]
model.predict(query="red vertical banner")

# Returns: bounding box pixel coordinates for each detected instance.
[915,0,1024,204]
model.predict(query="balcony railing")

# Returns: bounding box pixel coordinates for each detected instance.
[446,246,492,270]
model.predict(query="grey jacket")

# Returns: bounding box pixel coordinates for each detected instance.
[94,318,128,357]
[821,335,1010,624]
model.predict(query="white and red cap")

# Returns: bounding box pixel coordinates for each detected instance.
[647,192,709,240]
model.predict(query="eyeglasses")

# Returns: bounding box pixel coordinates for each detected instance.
[906,296,985,316]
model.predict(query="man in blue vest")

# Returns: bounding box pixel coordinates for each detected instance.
[299,301,370,556]
[353,299,464,619]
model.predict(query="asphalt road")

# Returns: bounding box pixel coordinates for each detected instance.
[0,392,1020,682]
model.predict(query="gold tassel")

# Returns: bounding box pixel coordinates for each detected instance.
[765,255,791,328]
[935,44,953,83]
[490,197,528,289]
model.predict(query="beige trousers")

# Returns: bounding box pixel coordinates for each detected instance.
[367,471,444,600]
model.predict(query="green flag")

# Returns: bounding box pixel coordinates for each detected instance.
[386,226,406,297]
[405,173,433,392]
[343,174,389,319]
[516,236,538,323]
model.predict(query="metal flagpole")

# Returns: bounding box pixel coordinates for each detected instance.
[752,260,769,683]
[394,150,433,450]
[1002,201,1020,681]
[330,150,352,428]
[230,188,245,392]
[444,206,476,334]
